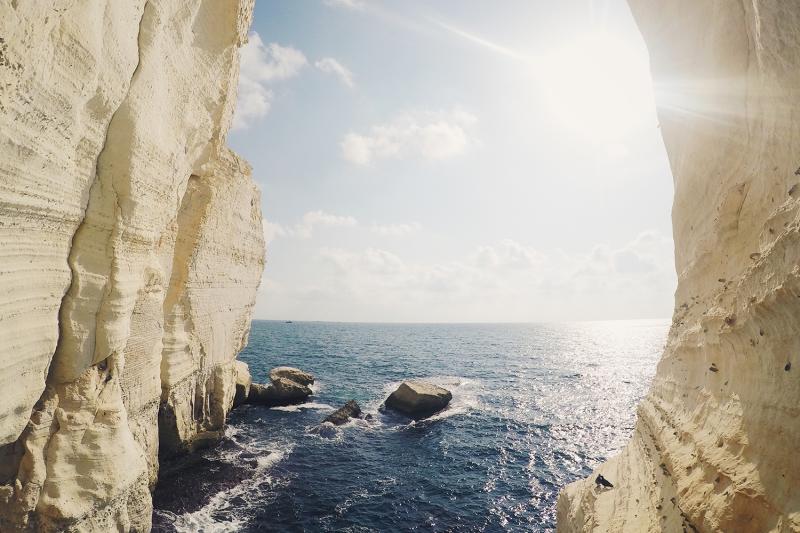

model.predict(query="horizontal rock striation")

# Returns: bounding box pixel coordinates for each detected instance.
[558,2,800,532]
[0,1,262,531]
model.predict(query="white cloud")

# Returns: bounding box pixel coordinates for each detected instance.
[263,210,358,242]
[233,32,307,130]
[340,109,478,165]
[262,219,288,245]
[323,0,366,9]
[315,58,355,88]
[294,210,358,238]
[265,231,676,322]
[472,239,546,269]
[369,222,422,236]
[264,211,426,242]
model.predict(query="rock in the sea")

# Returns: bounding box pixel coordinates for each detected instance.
[385,381,452,419]
[233,361,252,408]
[269,366,315,387]
[271,376,313,400]
[323,400,362,425]
[247,377,313,407]
[246,383,272,404]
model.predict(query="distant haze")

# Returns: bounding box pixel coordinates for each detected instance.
[229,0,676,323]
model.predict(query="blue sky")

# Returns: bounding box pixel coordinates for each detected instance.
[228,0,676,322]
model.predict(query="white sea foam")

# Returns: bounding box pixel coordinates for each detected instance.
[165,429,293,533]
[408,376,482,424]
[270,401,334,412]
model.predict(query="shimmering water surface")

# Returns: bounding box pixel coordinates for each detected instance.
[153,319,668,532]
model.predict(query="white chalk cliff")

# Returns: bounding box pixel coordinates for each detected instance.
[559,1,800,532]
[0,1,264,531]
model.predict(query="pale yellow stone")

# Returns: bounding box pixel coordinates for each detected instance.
[0,0,262,530]
[559,2,800,532]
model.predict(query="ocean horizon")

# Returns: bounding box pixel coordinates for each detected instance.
[252,317,672,326]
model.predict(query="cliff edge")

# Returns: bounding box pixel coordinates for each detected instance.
[0,1,264,531]
[559,2,800,532]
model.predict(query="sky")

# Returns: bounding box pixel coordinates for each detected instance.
[228,0,676,323]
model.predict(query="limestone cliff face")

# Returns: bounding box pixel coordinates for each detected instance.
[559,2,800,532]
[0,1,263,531]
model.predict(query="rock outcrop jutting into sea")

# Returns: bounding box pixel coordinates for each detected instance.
[559,2,800,532]
[0,1,264,531]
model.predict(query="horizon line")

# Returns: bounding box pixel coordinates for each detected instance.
[251,317,671,326]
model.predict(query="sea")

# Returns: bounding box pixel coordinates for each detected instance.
[152,319,669,532]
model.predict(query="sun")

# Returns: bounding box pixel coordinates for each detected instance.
[536,31,655,142]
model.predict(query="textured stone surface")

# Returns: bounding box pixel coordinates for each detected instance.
[558,2,800,532]
[247,377,313,407]
[385,381,452,419]
[323,400,362,426]
[0,1,262,531]
[269,366,315,387]
[234,360,253,408]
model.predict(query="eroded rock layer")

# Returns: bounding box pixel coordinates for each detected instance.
[559,2,800,532]
[0,1,263,531]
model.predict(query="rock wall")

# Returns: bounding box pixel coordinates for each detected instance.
[0,1,263,531]
[559,2,800,532]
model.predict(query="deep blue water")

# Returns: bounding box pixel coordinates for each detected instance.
[153,319,667,532]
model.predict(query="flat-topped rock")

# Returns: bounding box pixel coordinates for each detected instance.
[247,377,312,407]
[323,400,362,426]
[384,381,452,419]
[269,366,314,387]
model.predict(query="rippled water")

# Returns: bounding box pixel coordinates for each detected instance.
[153,319,668,532]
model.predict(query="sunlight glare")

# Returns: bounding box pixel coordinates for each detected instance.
[537,32,655,142]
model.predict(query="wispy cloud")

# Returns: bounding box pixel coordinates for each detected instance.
[369,222,422,236]
[322,0,366,10]
[265,231,676,322]
[323,0,531,62]
[294,211,358,238]
[264,212,424,243]
[262,219,288,245]
[233,32,307,130]
[429,19,531,63]
[264,211,357,242]
[341,109,477,165]
[315,57,355,88]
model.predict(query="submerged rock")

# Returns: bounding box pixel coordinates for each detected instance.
[323,400,362,425]
[233,360,252,408]
[384,381,452,419]
[269,366,315,387]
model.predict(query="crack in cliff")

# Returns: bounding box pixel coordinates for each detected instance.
[50,0,151,385]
